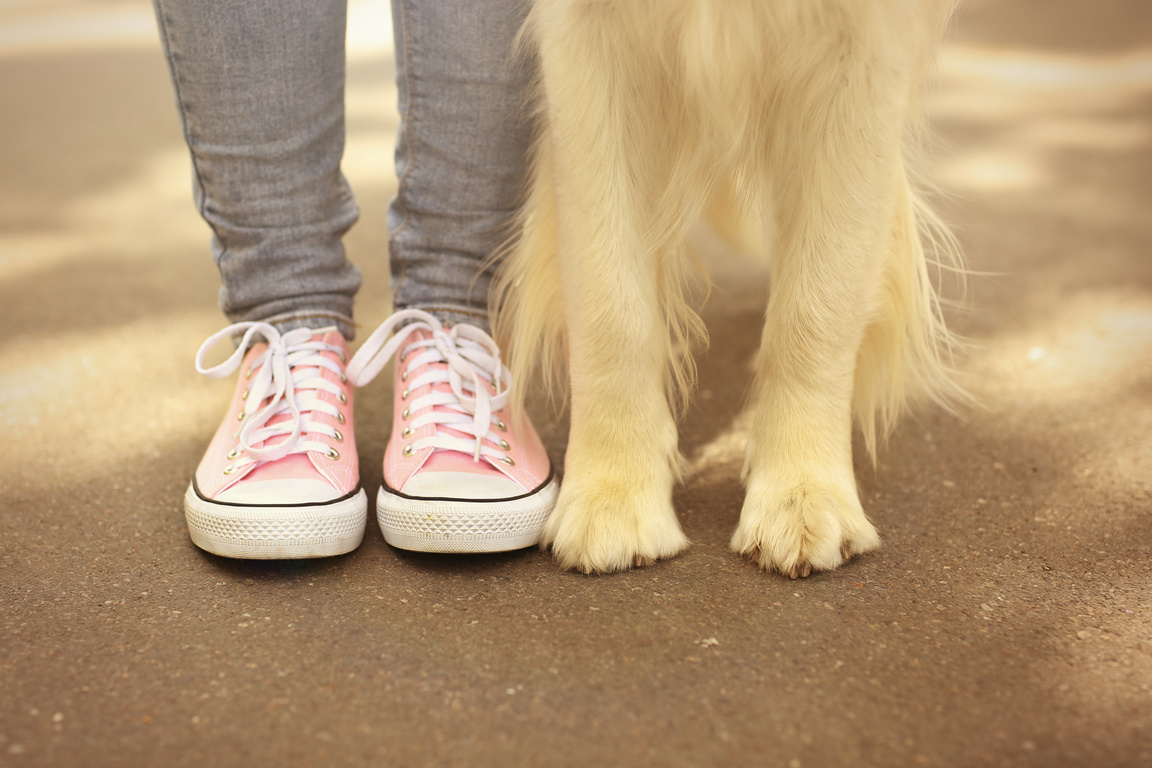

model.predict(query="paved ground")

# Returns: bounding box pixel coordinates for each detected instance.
[2,0,1151,765]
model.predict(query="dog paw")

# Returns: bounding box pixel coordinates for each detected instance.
[730,481,880,578]
[541,479,689,574]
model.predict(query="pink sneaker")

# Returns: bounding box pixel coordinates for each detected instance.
[184,323,368,559]
[347,310,558,553]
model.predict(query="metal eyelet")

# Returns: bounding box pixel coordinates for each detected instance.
[226,448,239,460]
[402,445,415,457]
[333,429,343,443]
[236,410,246,421]
[241,388,250,400]
[338,371,347,383]
[401,369,409,382]
[223,465,236,475]
[337,391,347,405]
[499,456,516,467]
[496,439,511,451]
[401,388,409,400]
[325,447,339,460]
[336,411,346,425]
[496,419,507,432]
[402,407,411,420]
[245,366,253,380]
[401,426,412,438]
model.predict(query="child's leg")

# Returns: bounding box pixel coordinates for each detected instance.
[155,0,367,557]
[152,0,361,338]
[387,0,534,330]
[345,2,557,554]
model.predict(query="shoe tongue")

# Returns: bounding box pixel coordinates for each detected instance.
[246,367,321,449]
[254,411,299,450]
[428,376,490,441]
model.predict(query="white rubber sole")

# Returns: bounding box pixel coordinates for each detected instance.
[377,479,559,553]
[184,484,368,559]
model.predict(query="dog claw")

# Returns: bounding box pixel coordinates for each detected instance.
[787,562,813,579]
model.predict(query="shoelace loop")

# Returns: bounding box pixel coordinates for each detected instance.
[347,310,512,463]
[196,322,347,467]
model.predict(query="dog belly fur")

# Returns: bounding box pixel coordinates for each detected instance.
[494,0,961,576]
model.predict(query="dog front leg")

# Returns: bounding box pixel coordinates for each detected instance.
[532,14,689,573]
[731,67,918,576]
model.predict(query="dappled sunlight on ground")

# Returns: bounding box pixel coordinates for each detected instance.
[932,45,1152,203]
[969,289,1152,403]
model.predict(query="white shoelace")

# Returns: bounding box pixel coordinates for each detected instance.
[347,310,513,464]
[196,323,348,472]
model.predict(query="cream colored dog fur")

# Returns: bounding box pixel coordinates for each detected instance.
[494,0,961,577]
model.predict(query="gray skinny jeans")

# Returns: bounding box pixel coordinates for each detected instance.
[152,0,533,337]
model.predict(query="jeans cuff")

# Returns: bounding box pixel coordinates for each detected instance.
[401,304,491,332]
[260,309,358,340]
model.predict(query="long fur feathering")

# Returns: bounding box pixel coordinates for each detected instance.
[492,5,713,421]
[493,0,963,452]
[490,0,963,575]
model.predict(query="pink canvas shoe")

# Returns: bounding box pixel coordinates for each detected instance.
[347,309,558,553]
[184,323,368,558]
